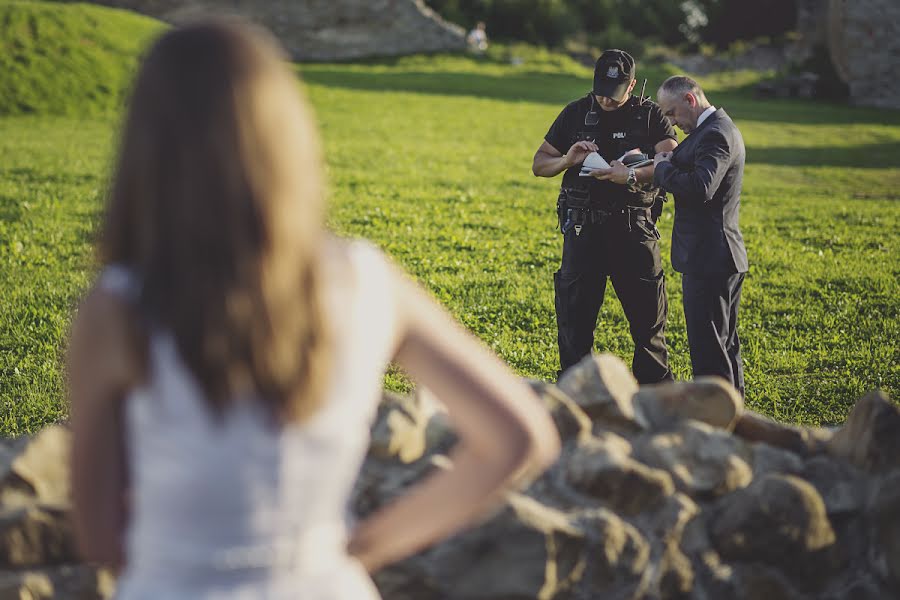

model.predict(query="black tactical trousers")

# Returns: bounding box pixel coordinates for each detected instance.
[554,208,673,384]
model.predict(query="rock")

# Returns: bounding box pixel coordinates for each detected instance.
[0,564,114,599]
[351,452,449,519]
[0,505,78,568]
[867,470,900,589]
[633,377,743,431]
[369,389,452,464]
[820,573,894,600]
[376,493,587,599]
[574,507,652,599]
[83,0,467,61]
[733,410,832,456]
[656,540,694,599]
[634,421,753,498]
[525,379,593,443]
[710,474,840,578]
[564,438,674,516]
[640,492,699,549]
[556,353,640,431]
[733,563,808,600]
[751,442,804,478]
[4,426,71,507]
[801,455,867,515]
[827,391,900,473]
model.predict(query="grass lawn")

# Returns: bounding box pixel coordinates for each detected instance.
[0,8,898,435]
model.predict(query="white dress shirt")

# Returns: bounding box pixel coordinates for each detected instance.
[697,105,717,128]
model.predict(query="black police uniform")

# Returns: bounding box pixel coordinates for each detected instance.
[545,93,676,383]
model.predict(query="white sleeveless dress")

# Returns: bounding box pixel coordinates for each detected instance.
[101,241,394,599]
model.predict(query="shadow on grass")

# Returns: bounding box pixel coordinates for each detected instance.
[300,65,677,106]
[0,195,23,223]
[302,69,587,105]
[302,64,900,128]
[1,167,98,186]
[747,141,900,168]
[708,85,900,127]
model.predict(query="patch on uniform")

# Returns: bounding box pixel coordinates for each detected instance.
[607,66,619,78]
[613,132,626,139]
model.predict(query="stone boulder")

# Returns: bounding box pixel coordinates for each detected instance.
[1,353,897,599]
[73,0,466,60]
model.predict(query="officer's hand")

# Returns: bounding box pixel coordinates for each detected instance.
[589,160,629,184]
[654,151,673,166]
[564,140,598,168]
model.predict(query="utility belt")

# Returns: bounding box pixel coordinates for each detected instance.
[557,187,653,236]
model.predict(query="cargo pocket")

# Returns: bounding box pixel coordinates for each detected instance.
[633,212,661,240]
[553,270,582,331]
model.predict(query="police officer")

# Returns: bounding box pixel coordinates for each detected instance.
[531,49,678,383]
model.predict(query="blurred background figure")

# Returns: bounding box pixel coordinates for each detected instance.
[66,19,559,599]
[467,21,488,53]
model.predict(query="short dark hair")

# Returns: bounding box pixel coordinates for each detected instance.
[659,75,706,101]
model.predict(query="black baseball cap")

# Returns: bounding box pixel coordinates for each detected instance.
[592,49,635,99]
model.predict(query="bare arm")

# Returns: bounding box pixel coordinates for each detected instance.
[531,139,597,178]
[68,289,140,568]
[347,262,561,572]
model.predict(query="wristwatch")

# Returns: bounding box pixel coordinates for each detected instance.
[626,168,637,186]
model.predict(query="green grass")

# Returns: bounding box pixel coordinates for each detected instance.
[0,1,163,116]
[0,4,898,434]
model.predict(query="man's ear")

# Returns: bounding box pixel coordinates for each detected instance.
[685,92,697,108]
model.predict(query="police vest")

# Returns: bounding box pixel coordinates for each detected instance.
[560,95,662,210]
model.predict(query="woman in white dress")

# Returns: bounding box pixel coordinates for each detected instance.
[66,19,559,599]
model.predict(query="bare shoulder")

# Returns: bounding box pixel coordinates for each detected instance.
[68,284,145,396]
[320,233,356,274]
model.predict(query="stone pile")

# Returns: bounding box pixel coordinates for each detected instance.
[0,352,898,598]
[0,427,113,598]
[359,354,900,599]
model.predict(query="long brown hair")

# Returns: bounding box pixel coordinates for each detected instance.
[100,20,332,422]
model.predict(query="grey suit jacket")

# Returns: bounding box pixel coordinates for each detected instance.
[653,108,748,276]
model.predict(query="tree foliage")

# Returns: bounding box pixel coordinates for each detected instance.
[428,0,797,54]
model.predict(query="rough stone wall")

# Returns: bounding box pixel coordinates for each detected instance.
[1,353,898,598]
[797,0,900,109]
[78,0,466,60]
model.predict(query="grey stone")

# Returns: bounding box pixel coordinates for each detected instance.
[710,474,841,578]
[633,377,743,432]
[377,493,587,599]
[634,421,753,498]
[733,563,808,600]
[827,391,900,473]
[574,507,652,599]
[564,439,674,516]
[639,492,699,549]
[369,389,452,464]
[733,410,831,456]
[525,379,593,443]
[656,540,694,599]
[70,0,466,61]
[556,353,641,432]
[0,564,114,599]
[0,505,78,568]
[6,426,72,507]
[867,470,900,589]
[751,442,804,478]
[802,455,867,515]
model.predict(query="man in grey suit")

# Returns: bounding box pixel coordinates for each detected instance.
[652,76,748,396]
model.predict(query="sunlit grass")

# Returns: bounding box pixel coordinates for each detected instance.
[0,15,897,433]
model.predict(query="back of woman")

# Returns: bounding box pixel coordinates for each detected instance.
[107,241,391,598]
[68,18,560,600]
